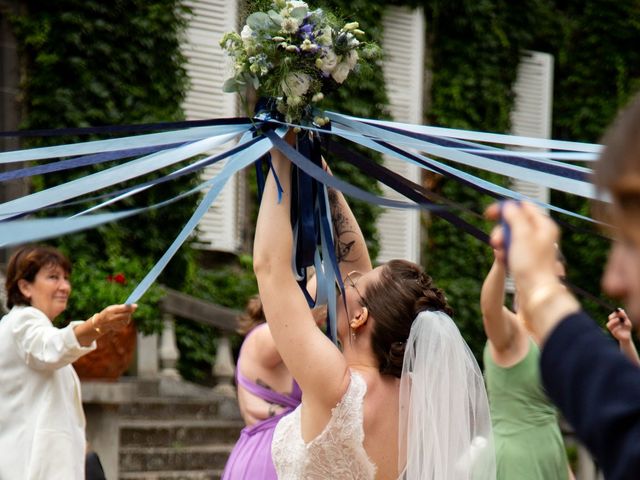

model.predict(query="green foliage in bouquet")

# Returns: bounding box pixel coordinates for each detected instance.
[220,0,381,124]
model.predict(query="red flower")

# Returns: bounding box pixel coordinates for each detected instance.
[107,273,127,285]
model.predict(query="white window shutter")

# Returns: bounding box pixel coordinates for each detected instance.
[507,51,554,292]
[182,0,243,252]
[377,6,424,264]
[509,50,554,207]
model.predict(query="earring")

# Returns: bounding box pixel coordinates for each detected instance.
[350,327,356,342]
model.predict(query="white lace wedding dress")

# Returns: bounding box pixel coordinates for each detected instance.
[271,371,377,479]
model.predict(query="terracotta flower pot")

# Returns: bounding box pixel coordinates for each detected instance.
[73,322,137,381]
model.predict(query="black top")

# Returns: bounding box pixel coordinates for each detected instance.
[541,311,640,480]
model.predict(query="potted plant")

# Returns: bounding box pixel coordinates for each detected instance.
[58,252,164,380]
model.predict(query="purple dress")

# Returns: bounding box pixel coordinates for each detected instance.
[222,325,302,480]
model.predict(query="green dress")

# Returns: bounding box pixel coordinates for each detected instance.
[483,338,569,480]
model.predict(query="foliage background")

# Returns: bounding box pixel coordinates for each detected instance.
[419,0,640,359]
[10,0,199,334]
[8,0,640,376]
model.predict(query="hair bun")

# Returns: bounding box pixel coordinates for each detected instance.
[381,341,406,378]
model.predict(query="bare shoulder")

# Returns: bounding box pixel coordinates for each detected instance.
[242,323,283,369]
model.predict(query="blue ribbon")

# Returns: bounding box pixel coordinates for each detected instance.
[328,112,598,201]
[126,133,274,304]
[0,143,185,183]
[0,113,614,316]
[0,123,250,164]
[329,125,601,225]
[0,129,247,220]
[0,117,252,138]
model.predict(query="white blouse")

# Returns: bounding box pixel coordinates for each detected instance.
[0,306,96,480]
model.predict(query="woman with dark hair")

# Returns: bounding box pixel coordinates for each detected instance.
[0,245,136,480]
[253,132,495,479]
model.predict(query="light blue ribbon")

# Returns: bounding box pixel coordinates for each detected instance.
[328,112,597,200]
[125,133,275,304]
[0,130,246,220]
[0,123,250,164]
[344,114,602,153]
[330,125,601,224]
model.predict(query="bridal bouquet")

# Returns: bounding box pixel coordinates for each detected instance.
[220,0,380,125]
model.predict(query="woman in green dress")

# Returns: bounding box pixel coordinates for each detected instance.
[481,249,574,480]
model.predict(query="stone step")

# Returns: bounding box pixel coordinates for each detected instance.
[119,397,241,421]
[119,469,224,480]
[120,419,243,448]
[120,445,233,473]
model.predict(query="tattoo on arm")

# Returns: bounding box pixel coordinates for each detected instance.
[328,188,362,263]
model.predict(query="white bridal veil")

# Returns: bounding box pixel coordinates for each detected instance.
[398,310,496,480]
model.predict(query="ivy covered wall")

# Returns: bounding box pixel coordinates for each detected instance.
[10,0,198,333]
[419,0,640,358]
[8,0,639,371]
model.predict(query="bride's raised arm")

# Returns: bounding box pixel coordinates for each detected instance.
[253,131,352,422]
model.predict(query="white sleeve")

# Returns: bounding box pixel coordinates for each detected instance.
[11,308,96,370]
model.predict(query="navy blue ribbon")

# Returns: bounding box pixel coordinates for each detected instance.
[362,120,588,181]
[292,132,322,274]
[0,135,265,222]
[0,142,185,183]
[323,138,489,243]
[0,117,252,138]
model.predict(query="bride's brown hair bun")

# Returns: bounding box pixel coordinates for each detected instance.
[364,260,452,378]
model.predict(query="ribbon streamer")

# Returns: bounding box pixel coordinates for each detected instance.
[0,113,614,315]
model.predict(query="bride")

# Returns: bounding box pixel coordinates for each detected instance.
[253,130,496,479]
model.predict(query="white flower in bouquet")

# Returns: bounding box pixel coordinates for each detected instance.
[331,62,351,84]
[281,72,312,98]
[315,27,333,46]
[240,25,254,43]
[281,17,301,34]
[313,116,328,126]
[346,49,359,69]
[288,1,309,8]
[317,49,338,75]
[287,95,304,107]
[300,39,317,52]
[346,33,360,48]
[343,21,359,31]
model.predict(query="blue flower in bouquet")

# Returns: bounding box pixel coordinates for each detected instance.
[220,0,381,125]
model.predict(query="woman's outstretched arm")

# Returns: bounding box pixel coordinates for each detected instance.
[253,133,350,424]
[480,256,525,363]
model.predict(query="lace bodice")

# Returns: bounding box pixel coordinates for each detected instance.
[272,372,377,479]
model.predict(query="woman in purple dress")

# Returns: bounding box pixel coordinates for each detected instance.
[222,295,303,479]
